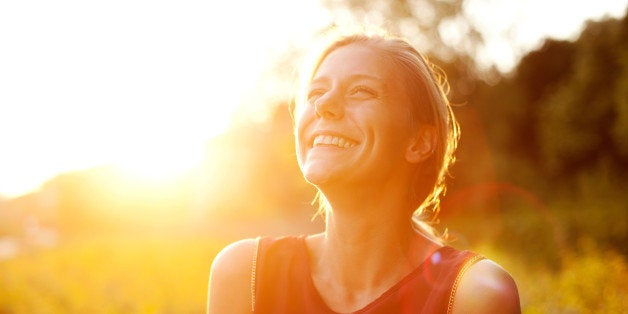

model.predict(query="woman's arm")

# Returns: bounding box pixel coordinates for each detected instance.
[207,238,257,314]
[451,259,521,313]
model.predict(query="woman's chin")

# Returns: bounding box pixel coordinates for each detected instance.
[300,156,357,188]
[303,170,333,186]
[302,165,341,187]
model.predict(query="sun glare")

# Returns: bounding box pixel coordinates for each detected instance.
[112,142,205,182]
[0,0,330,198]
[2,0,624,199]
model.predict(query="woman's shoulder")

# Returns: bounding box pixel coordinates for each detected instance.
[207,238,258,314]
[211,238,259,275]
[451,257,521,313]
[212,235,306,267]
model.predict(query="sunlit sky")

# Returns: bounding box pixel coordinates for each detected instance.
[1,0,626,198]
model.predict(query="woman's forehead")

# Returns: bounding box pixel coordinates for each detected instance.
[313,44,397,80]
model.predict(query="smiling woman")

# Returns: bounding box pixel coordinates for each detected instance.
[207,28,520,314]
[296,44,418,188]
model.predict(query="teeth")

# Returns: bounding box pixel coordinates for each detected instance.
[313,135,356,148]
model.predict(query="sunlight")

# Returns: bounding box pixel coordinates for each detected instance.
[112,141,204,182]
[3,0,623,198]
[0,0,329,198]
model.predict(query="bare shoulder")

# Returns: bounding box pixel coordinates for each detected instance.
[207,238,258,314]
[451,258,521,314]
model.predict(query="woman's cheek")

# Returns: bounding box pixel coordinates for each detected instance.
[295,105,314,135]
[294,105,314,163]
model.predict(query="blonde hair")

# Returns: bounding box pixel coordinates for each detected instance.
[294,29,460,240]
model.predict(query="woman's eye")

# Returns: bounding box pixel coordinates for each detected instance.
[350,86,377,98]
[307,89,324,102]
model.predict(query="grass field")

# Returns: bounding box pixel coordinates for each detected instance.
[0,233,222,314]
[0,231,625,313]
[475,241,627,313]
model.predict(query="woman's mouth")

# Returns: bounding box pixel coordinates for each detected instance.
[312,134,358,148]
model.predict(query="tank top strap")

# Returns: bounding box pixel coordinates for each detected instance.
[446,253,484,313]
[253,235,318,313]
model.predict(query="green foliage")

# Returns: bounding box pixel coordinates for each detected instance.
[474,240,627,313]
[470,14,628,186]
[559,160,627,253]
[515,39,577,103]
[0,234,222,314]
[488,15,628,184]
[446,199,565,270]
[613,49,628,157]
[536,17,627,177]
[554,240,627,313]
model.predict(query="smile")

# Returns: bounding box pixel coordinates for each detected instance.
[313,134,357,148]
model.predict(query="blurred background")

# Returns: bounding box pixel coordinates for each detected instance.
[1,0,627,312]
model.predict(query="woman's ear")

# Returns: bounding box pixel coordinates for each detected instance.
[405,125,436,164]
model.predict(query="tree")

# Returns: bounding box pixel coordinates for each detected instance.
[534,16,628,179]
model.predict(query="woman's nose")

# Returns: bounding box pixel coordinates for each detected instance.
[314,91,344,120]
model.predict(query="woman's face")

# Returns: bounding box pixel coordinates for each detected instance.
[295,44,417,188]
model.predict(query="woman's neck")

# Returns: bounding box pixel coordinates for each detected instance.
[320,206,433,284]
[306,187,440,312]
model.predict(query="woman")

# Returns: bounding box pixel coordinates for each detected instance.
[207,30,520,313]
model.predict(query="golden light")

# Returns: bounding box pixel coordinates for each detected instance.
[1,0,624,199]
[0,0,329,199]
[111,141,205,182]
